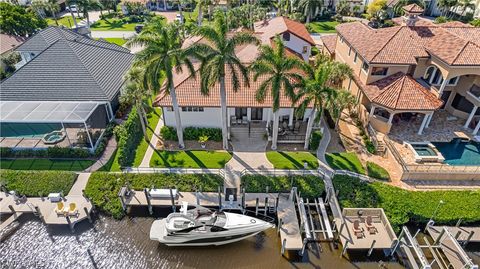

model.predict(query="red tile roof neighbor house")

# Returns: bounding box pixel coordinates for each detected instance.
[254,16,315,46]
[366,73,443,111]
[402,3,424,13]
[0,34,26,55]
[320,35,337,54]
[336,21,480,66]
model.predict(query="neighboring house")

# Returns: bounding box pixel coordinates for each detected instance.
[323,4,480,137]
[0,34,26,71]
[155,17,317,148]
[0,27,134,151]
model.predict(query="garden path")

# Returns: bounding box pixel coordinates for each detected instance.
[84,138,117,172]
[139,116,165,167]
[68,173,91,196]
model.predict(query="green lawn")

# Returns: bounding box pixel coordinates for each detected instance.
[1,170,77,197]
[150,150,232,168]
[46,16,83,28]
[90,19,137,31]
[366,161,390,180]
[326,152,366,174]
[242,174,325,199]
[334,175,480,231]
[85,172,223,218]
[0,159,95,171]
[97,38,127,46]
[266,151,319,169]
[307,21,340,33]
[133,107,162,167]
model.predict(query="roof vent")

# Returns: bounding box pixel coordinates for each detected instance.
[402,4,424,26]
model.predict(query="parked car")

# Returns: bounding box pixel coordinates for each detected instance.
[134,24,144,33]
[66,5,77,12]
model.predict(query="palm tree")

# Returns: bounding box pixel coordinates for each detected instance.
[250,36,305,150]
[123,67,150,140]
[298,0,322,23]
[126,22,195,148]
[32,0,61,25]
[331,89,357,130]
[456,0,474,17]
[296,63,339,150]
[75,0,102,27]
[185,11,258,150]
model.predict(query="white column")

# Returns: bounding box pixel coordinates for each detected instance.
[271,111,279,150]
[426,112,434,128]
[84,121,95,151]
[369,106,376,116]
[417,113,430,135]
[387,112,394,124]
[438,78,448,96]
[247,108,252,121]
[227,108,231,127]
[473,119,480,135]
[464,105,478,129]
[289,108,294,126]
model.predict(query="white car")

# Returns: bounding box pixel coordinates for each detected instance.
[66,5,78,12]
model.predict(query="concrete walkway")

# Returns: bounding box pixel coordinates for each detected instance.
[84,138,117,172]
[90,31,136,39]
[140,116,164,167]
[68,173,91,196]
[316,117,335,175]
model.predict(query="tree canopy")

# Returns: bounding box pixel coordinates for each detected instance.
[0,2,47,36]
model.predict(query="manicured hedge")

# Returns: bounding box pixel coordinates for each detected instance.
[309,130,323,151]
[333,175,480,231]
[242,174,325,199]
[84,172,223,218]
[0,170,77,197]
[366,161,390,180]
[160,126,222,141]
[114,107,143,167]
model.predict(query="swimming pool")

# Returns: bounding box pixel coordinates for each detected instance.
[432,139,480,166]
[0,123,62,138]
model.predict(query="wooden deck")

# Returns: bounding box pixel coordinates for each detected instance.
[428,226,480,242]
[0,192,92,227]
[277,194,303,250]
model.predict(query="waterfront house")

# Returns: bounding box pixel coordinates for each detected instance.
[0,27,134,151]
[155,16,317,147]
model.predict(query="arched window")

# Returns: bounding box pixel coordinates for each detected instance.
[423,65,444,86]
[423,66,436,82]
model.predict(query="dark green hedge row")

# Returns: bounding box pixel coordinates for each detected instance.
[309,130,323,151]
[0,170,77,197]
[241,174,325,199]
[160,126,222,141]
[0,124,114,159]
[84,172,223,219]
[333,175,480,231]
[114,107,143,167]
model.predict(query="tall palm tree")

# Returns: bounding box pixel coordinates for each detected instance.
[298,0,322,23]
[32,0,61,25]
[75,0,102,27]
[331,89,357,131]
[296,63,338,150]
[123,67,150,140]
[126,22,195,148]
[456,0,474,17]
[250,36,305,150]
[185,11,258,150]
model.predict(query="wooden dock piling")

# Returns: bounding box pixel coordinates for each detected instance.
[169,188,175,213]
[255,198,259,216]
[264,197,268,216]
[368,240,376,256]
[84,207,92,223]
[144,188,153,215]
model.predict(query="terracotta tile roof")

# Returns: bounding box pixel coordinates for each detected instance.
[402,3,424,13]
[254,17,315,46]
[336,21,480,66]
[365,72,443,111]
[155,65,302,108]
[0,34,26,55]
[320,35,337,54]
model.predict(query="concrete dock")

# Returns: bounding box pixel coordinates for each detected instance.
[428,226,480,242]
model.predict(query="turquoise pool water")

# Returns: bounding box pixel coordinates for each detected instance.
[0,123,62,138]
[432,139,480,166]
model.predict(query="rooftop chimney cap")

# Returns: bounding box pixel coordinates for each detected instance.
[402,3,424,14]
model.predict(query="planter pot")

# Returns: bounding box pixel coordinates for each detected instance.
[201,143,206,149]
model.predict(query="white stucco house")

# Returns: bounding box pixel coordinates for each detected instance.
[155,17,318,149]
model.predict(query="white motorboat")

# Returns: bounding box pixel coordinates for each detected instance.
[150,203,274,246]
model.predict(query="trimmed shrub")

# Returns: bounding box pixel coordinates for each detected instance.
[434,16,448,24]
[160,126,177,140]
[85,172,223,218]
[1,170,77,197]
[114,107,143,167]
[366,161,390,180]
[242,174,325,199]
[160,126,222,142]
[309,130,323,151]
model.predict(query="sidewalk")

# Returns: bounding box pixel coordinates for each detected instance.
[139,116,164,167]
[68,173,91,196]
[84,138,117,172]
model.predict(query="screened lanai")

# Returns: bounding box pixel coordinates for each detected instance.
[0,101,113,151]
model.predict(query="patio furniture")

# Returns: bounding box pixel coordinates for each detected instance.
[67,202,78,216]
[293,121,301,133]
[282,121,288,130]
[55,202,65,215]
[48,193,62,202]
[242,116,248,125]
[230,116,237,125]
[353,220,364,238]
[366,216,378,234]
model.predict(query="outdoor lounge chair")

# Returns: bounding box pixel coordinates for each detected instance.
[366,216,377,234]
[353,220,364,238]
[55,202,65,215]
[293,121,301,133]
[67,203,78,216]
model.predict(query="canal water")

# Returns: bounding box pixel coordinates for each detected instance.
[1,211,478,268]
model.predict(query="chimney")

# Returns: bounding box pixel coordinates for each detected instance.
[401,4,424,26]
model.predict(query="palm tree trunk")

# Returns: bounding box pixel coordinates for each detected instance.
[219,76,229,150]
[334,108,341,131]
[70,10,79,28]
[306,12,310,23]
[137,105,148,141]
[197,3,202,25]
[271,110,279,150]
[170,85,185,148]
[304,107,316,150]
[53,10,59,26]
